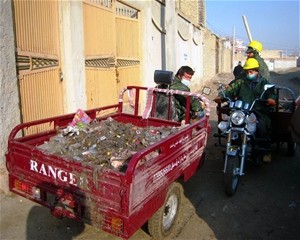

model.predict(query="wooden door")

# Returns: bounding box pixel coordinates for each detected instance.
[13,0,64,134]
[83,0,141,113]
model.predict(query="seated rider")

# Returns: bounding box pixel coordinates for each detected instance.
[170,66,205,123]
[215,58,276,162]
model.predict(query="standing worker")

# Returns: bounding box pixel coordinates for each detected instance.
[246,40,270,81]
[233,61,243,78]
[231,40,270,84]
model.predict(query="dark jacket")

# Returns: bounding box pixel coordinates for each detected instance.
[233,64,243,78]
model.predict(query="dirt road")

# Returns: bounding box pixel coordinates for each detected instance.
[1,68,299,240]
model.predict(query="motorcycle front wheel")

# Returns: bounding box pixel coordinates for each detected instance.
[224,155,240,196]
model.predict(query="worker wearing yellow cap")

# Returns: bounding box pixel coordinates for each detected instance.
[245,40,270,81]
[231,40,270,85]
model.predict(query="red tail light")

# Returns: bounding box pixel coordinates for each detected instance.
[14,179,41,199]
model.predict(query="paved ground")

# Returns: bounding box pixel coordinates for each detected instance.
[1,68,299,240]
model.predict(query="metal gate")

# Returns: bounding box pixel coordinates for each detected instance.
[13,0,63,134]
[83,0,141,112]
[12,0,141,134]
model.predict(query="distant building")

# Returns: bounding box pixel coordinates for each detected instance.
[222,38,246,53]
[262,50,297,70]
[234,39,246,53]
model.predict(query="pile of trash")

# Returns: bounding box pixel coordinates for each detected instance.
[37,116,180,171]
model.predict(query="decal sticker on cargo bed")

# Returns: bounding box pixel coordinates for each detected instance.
[30,160,82,186]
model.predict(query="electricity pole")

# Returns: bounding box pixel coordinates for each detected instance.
[232,26,235,69]
[242,15,253,42]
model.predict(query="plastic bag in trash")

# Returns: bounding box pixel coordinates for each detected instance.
[70,109,91,128]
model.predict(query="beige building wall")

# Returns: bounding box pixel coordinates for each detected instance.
[203,30,217,80]
[175,0,200,24]
[202,30,233,81]
[223,47,233,73]
[261,50,282,59]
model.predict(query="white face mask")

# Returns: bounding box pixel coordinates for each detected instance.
[181,78,191,87]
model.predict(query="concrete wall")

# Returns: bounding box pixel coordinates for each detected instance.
[130,0,205,91]
[0,0,21,194]
[273,58,297,69]
[263,58,297,71]
[175,14,204,91]
[114,0,233,87]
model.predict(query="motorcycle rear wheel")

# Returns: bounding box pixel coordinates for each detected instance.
[224,155,240,196]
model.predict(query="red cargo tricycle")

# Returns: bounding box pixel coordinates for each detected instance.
[6,70,210,239]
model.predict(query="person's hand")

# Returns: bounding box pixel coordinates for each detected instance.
[191,118,199,124]
[214,96,221,104]
[200,101,206,110]
[267,98,276,106]
[193,111,205,119]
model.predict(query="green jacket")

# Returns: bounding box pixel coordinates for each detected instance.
[170,77,203,121]
[221,75,276,133]
[224,75,275,104]
[232,54,270,83]
[255,54,270,81]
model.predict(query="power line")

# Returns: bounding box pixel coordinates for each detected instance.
[206,21,299,52]
[206,21,231,38]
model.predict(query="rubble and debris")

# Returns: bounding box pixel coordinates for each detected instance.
[37,117,180,171]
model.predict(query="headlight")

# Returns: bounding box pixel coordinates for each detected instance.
[218,121,229,132]
[246,122,257,133]
[230,110,245,125]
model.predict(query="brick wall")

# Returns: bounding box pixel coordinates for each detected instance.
[176,0,200,24]
[202,30,233,81]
